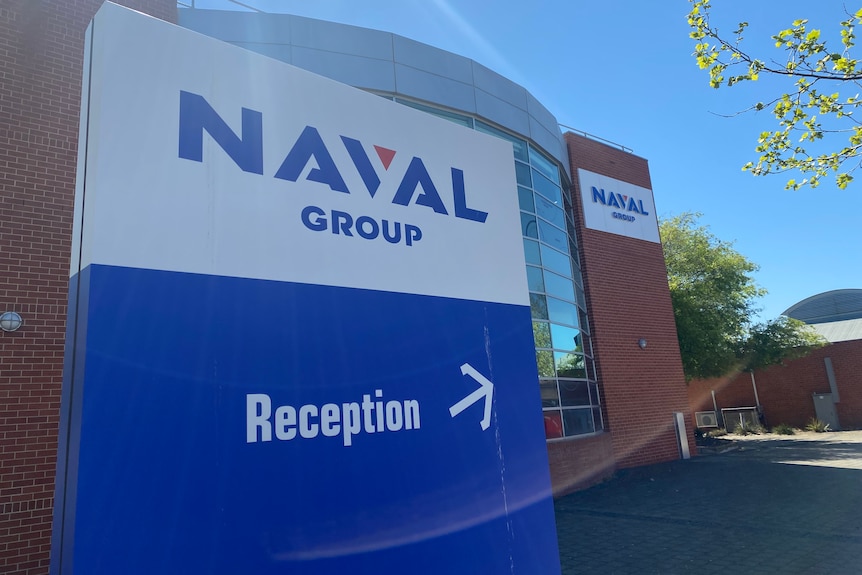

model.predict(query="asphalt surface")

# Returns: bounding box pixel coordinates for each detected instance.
[553,431,862,574]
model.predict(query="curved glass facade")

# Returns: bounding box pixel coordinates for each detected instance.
[393,99,604,440]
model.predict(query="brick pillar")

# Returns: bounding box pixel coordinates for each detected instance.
[564,133,694,469]
[0,2,176,573]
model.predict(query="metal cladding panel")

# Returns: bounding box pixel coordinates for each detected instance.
[233,41,293,64]
[288,14,393,59]
[175,10,293,43]
[291,45,397,92]
[393,34,474,84]
[393,62,478,114]
[55,3,559,574]
[472,61,528,110]
[475,88,531,138]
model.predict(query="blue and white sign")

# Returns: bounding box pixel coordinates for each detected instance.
[578,168,659,243]
[52,4,559,574]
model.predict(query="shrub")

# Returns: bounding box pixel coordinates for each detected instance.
[772,423,795,435]
[805,418,830,433]
[732,421,766,435]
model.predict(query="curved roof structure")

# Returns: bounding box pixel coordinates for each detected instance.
[177,9,571,178]
[783,289,862,324]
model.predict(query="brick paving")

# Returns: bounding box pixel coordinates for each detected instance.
[554,431,862,574]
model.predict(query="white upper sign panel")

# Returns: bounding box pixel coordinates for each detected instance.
[72,3,527,306]
[578,168,659,243]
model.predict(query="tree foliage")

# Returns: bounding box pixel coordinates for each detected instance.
[661,213,824,381]
[661,213,763,380]
[688,0,862,189]
[739,316,825,371]
[533,323,555,378]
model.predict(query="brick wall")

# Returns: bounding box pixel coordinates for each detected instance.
[563,133,694,469]
[547,433,615,496]
[689,339,862,430]
[0,2,175,573]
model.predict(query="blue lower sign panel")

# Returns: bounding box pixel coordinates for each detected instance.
[56,266,559,574]
[54,5,559,573]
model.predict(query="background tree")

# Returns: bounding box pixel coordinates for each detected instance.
[533,323,556,378]
[688,0,862,189]
[661,213,763,380]
[738,316,826,415]
[661,213,824,381]
[739,316,826,372]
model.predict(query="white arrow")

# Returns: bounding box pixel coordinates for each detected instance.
[449,363,494,431]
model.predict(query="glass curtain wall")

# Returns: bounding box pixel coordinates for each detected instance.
[394,99,603,440]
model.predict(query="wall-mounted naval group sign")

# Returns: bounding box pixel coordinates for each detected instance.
[52,4,560,574]
[578,168,660,243]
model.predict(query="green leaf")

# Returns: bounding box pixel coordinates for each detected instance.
[687,0,862,189]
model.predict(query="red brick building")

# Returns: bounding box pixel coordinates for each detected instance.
[0,2,176,573]
[546,134,693,494]
[689,291,862,432]
[689,340,862,431]
[1,2,692,572]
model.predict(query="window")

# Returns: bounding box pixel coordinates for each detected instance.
[395,98,473,128]
[394,100,603,440]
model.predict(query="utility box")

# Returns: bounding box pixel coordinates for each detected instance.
[695,411,718,428]
[813,393,841,431]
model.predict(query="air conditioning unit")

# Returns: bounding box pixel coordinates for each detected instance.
[695,411,718,428]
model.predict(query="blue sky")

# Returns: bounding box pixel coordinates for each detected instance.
[187,0,861,322]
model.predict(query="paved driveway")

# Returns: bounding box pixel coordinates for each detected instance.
[554,431,862,574]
